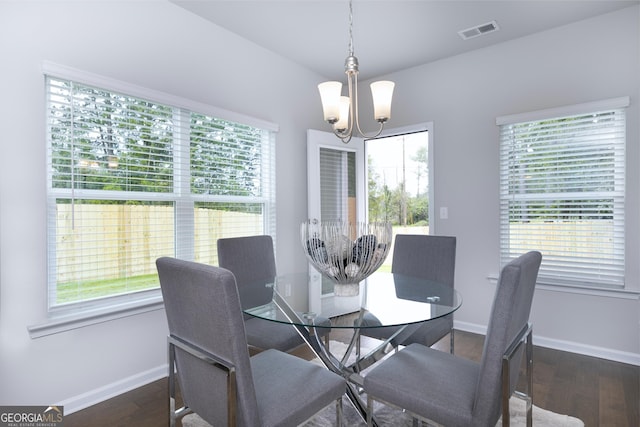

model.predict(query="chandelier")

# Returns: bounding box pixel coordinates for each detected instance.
[318,0,395,144]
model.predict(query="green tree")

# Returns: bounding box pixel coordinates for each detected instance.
[190,114,263,199]
[49,79,174,196]
[368,157,383,222]
[412,145,428,197]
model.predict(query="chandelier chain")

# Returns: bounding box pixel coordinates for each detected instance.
[318,0,394,143]
[348,0,354,57]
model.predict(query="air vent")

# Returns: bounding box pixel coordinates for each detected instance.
[458,20,499,40]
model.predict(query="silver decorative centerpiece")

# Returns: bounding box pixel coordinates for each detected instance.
[301,219,392,296]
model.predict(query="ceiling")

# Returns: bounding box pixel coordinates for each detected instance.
[172,0,639,81]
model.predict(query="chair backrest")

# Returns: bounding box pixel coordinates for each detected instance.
[217,235,277,308]
[472,251,542,426]
[156,257,262,426]
[391,234,456,287]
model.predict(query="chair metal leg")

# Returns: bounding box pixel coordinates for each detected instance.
[502,324,533,427]
[168,341,177,427]
[501,350,511,427]
[525,328,533,427]
[336,397,343,427]
[168,335,237,427]
[450,328,455,354]
[366,395,373,427]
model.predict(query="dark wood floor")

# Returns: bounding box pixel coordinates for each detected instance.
[64,330,638,427]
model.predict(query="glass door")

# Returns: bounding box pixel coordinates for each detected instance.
[306,129,365,317]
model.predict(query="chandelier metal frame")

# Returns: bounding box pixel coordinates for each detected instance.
[318,0,395,144]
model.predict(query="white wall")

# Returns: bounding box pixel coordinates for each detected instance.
[0,0,324,411]
[376,6,640,363]
[0,0,638,414]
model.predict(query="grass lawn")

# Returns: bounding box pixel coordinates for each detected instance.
[56,273,159,304]
[56,263,394,304]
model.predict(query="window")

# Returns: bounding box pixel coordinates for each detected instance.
[367,130,431,229]
[366,127,432,273]
[46,64,276,314]
[498,97,628,289]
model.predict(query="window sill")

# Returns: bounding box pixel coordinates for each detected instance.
[28,294,165,339]
[486,275,640,300]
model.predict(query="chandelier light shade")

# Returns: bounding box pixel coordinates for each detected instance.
[318,81,342,123]
[318,0,395,143]
[371,80,395,121]
[335,96,350,131]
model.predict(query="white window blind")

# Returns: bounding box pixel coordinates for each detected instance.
[498,98,628,289]
[319,147,355,222]
[46,71,276,313]
[192,113,276,264]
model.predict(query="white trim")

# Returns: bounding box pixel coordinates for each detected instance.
[28,296,165,338]
[454,320,640,366]
[376,122,431,138]
[454,320,488,336]
[496,96,630,125]
[42,60,279,132]
[58,364,168,415]
[533,335,640,367]
[486,274,640,300]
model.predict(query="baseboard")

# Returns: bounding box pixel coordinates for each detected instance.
[59,322,639,416]
[59,364,168,415]
[532,335,640,366]
[454,320,640,366]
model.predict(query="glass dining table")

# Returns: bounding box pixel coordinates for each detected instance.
[242,271,462,425]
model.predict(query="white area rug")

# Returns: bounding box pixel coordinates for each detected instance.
[182,341,584,426]
[182,397,584,427]
[298,394,584,427]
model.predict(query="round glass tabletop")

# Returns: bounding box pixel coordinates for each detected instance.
[241,271,462,329]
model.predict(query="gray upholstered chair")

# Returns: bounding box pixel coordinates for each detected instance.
[156,257,345,427]
[217,235,331,352]
[363,251,542,427]
[359,234,457,353]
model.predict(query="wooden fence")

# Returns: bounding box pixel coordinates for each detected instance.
[55,204,263,282]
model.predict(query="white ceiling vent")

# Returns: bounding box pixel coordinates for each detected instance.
[458,21,499,40]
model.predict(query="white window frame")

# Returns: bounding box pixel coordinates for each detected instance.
[31,62,278,337]
[497,97,629,291]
